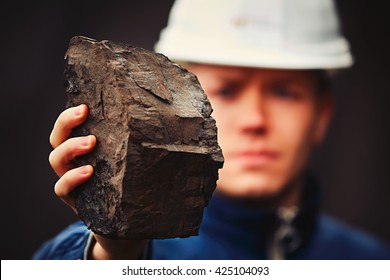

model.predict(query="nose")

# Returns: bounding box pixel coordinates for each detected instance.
[237,85,267,135]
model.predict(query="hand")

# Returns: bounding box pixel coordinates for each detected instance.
[48,104,148,259]
[48,104,96,212]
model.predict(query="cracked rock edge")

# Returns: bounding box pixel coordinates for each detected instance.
[64,36,224,239]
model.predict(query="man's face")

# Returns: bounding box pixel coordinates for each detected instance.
[188,64,331,204]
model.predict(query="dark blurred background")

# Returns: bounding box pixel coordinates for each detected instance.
[1,0,389,259]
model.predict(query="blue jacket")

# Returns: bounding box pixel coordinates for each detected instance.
[33,174,390,260]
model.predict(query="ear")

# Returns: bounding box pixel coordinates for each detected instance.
[312,93,334,144]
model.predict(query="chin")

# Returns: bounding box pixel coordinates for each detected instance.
[216,173,286,198]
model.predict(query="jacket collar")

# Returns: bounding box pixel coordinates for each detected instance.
[201,170,321,259]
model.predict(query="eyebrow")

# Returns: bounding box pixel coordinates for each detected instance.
[213,71,250,82]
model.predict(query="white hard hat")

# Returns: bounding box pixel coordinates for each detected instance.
[154,0,353,69]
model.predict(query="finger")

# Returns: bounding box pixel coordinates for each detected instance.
[49,135,96,177]
[54,165,94,213]
[50,104,88,148]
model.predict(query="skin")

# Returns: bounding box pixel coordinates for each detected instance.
[187,65,332,207]
[48,64,332,259]
[48,104,148,259]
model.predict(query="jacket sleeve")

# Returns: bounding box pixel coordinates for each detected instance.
[32,220,91,260]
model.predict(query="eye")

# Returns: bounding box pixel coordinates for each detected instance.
[268,84,301,100]
[214,83,241,100]
[218,87,236,98]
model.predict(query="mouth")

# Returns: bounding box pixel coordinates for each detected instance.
[230,150,279,168]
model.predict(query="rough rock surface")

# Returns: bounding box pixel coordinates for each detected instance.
[64,36,224,239]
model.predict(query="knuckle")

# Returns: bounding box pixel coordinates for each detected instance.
[49,131,56,148]
[55,173,72,199]
[53,180,64,198]
[48,150,56,168]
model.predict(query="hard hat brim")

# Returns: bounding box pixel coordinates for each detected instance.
[155,31,353,70]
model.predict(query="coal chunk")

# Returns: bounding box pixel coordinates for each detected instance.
[64,36,224,239]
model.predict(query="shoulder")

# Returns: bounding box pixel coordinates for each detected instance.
[306,214,390,259]
[33,220,91,260]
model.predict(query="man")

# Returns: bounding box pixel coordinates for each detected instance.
[34,0,390,259]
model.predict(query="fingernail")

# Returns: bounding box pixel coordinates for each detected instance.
[80,165,92,175]
[81,135,91,146]
[75,104,84,116]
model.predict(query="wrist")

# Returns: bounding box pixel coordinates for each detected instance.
[91,234,148,260]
